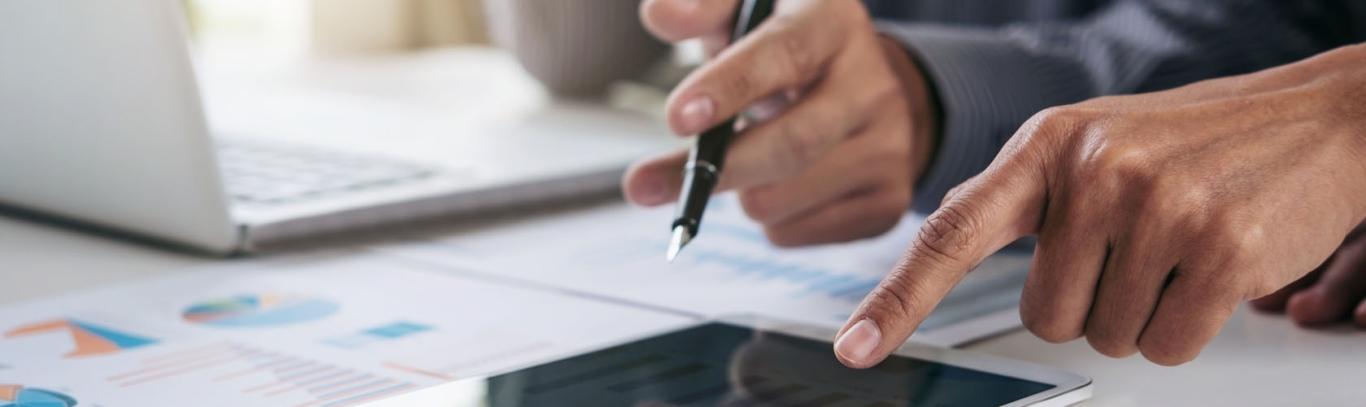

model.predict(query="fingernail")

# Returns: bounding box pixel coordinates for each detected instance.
[679,96,715,133]
[742,94,790,124]
[834,318,881,365]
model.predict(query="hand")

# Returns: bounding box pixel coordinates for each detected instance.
[834,44,1366,367]
[622,0,938,246]
[1251,221,1366,328]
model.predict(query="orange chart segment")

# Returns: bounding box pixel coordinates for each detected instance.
[4,319,158,358]
[0,385,17,401]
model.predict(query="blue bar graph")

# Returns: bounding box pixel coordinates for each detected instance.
[322,322,432,349]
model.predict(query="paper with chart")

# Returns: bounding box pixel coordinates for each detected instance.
[0,254,693,407]
[381,196,1033,347]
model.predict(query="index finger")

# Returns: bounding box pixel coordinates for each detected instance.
[833,157,1047,368]
[665,0,855,135]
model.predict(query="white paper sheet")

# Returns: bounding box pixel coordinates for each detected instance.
[0,253,694,407]
[379,196,1033,347]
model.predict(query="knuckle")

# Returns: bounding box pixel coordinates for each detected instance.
[1205,213,1263,265]
[1005,106,1095,168]
[941,181,971,206]
[1020,107,1085,145]
[913,203,981,265]
[1079,141,1153,186]
[721,71,761,109]
[772,123,821,174]
[768,16,820,79]
[865,271,921,324]
[1146,176,1206,220]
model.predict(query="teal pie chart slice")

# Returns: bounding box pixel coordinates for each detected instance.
[0,385,77,407]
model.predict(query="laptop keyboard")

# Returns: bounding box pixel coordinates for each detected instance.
[217,141,438,206]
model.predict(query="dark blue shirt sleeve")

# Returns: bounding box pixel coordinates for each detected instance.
[876,0,1345,214]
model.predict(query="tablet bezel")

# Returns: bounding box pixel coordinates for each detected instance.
[715,315,1092,407]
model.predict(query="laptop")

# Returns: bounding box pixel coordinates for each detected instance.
[0,0,676,254]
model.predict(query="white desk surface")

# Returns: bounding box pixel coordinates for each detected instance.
[4,48,1362,406]
[4,212,1363,406]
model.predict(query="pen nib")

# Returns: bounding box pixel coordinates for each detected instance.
[666,226,692,262]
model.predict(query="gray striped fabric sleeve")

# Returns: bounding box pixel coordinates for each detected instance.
[877,0,1329,214]
[880,23,1094,214]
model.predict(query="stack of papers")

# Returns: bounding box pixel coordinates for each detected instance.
[0,254,692,406]
[380,195,1032,347]
[0,197,1034,406]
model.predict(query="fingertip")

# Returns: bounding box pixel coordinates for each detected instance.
[639,0,683,40]
[1354,300,1366,329]
[834,318,884,369]
[1285,291,1318,326]
[622,156,685,207]
[1250,267,1322,314]
[1140,347,1198,367]
[1285,289,1345,327]
[622,169,668,207]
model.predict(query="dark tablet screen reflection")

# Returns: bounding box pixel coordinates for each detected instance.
[478,323,1053,406]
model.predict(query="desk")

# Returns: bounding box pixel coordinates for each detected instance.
[4,47,1362,406]
[4,211,1362,406]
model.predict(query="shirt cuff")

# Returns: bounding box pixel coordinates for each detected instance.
[877,22,1096,214]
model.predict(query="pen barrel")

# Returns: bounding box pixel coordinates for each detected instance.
[672,121,737,235]
[730,0,776,42]
[668,0,772,241]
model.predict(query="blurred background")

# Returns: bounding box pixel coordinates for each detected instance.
[178,0,687,169]
[189,0,488,63]
[186,0,687,99]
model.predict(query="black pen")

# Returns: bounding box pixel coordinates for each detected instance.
[667,0,777,262]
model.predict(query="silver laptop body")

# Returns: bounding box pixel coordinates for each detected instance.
[0,0,674,254]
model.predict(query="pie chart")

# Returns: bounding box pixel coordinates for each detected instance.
[0,385,76,407]
[182,294,339,328]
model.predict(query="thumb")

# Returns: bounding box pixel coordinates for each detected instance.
[833,157,1046,368]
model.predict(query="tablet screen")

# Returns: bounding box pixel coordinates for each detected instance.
[473,322,1053,406]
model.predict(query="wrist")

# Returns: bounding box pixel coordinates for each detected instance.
[1278,44,1366,227]
[1327,46,1366,221]
[878,35,940,183]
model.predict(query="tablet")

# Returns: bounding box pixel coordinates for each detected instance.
[370,316,1091,406]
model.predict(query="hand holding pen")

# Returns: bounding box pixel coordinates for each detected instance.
[621,0,938,254]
